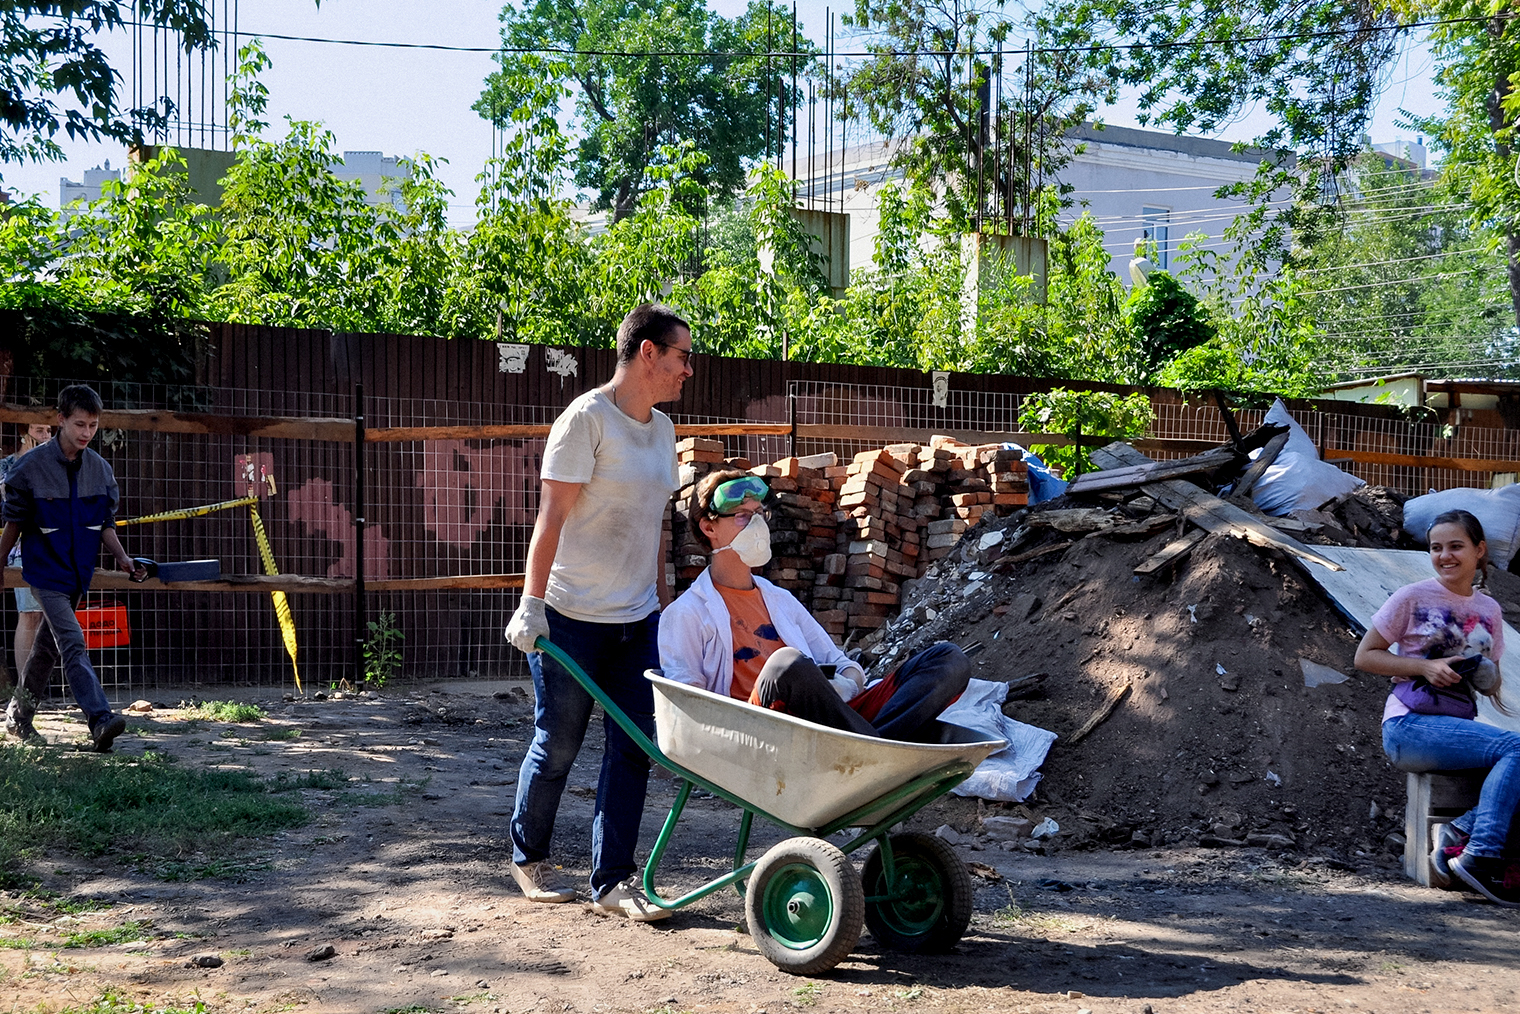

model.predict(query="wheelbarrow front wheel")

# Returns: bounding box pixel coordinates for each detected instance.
[746,837,864,975]
[862,832,973,953]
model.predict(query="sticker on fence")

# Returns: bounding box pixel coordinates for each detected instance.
[498,343,530,374]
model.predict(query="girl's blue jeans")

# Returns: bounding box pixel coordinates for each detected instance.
[1383,713,1520,857]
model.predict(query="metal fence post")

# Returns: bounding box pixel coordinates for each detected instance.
[354,383,366,689]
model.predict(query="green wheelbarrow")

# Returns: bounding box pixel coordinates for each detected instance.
[535,638,1007,976]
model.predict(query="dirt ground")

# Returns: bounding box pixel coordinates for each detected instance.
[4,682,1519,1014]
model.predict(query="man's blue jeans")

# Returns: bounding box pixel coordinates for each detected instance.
[511,606,658,901]
[1383,713,1520,857]
[8,587,113,728]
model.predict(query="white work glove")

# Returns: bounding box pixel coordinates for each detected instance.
[829,669,865,703]
[506,595,550,654]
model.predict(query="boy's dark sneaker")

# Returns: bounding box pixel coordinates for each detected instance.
[4,711,46,746]
[1430,823,1469,890]
[90,714,127,753]
[1451,853,1520,908]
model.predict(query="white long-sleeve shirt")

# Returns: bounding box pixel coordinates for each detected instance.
[658,568,865,697]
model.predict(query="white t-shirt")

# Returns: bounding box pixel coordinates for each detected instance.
[540,388,678,623]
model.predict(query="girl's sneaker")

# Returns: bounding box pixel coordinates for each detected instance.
[1429,823,1469,890]
[1451,853,1520,908]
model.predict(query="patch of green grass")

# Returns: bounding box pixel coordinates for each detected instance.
[52,991,206,1013]
[49,895,114,915]
[0,745,308,881]
[791,983,823,1006]
[184,700,265,723]
[149,854,273,882]
[0,934,36,949]
[261,727,301,741]
[382,1007,435,1014]
[61,920,149,948]
[267,768,350,792]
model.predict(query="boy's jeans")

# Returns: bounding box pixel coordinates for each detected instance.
[7,588,113,729]
[1383,713,1520,857]
[511,607,658,901]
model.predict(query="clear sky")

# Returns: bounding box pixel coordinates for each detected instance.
[1,0,1447,226]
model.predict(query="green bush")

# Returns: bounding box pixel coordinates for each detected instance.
[1019,388,1155,475]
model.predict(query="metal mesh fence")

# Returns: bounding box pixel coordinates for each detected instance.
[4,373,1516,707]
[2,376,767,704]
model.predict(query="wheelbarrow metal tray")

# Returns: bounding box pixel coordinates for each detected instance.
[649,673,1006,829]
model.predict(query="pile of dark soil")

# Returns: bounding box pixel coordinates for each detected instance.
[862,492,1417,859]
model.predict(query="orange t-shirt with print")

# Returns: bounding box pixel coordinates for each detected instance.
[713,582,785,702]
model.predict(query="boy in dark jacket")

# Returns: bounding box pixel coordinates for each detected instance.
[1,385,146,749]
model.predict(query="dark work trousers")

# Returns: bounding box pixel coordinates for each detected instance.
[749,641,970,742]
[8,587,113,729]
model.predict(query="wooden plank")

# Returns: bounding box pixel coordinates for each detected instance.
[360,422,792,442]
[1068,446,1238,494]
[1321,448,1520,474]
[797,424,1120,447]
[0,404,352,442]
[4,567,524,594]
[1066,679,1133,745]
[1090,442,1345,572]
[1134,529,1208,575]
[1230,430,1291,502]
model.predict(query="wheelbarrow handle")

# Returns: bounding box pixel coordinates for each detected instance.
[533,636,672,769]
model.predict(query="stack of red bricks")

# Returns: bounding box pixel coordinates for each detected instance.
[828,445,937,637]
[670,437,748,591]
[666,437,1034,640]
[749,454,838,607]
[919,438,1029,567]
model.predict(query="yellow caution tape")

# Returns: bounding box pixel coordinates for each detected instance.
[117,496,259,526]
[119,494,303,694]
[249,504,302,694]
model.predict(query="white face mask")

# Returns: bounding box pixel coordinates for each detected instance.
[717,513,772,568]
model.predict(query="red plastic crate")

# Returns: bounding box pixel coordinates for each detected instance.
[76,602,130,649]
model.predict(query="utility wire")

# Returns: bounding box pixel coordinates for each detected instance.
[111,13,1513,61]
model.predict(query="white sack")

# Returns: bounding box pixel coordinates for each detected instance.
[937,678,1058,803]
[1404,484,1520,569]
[1250,399,1364,516]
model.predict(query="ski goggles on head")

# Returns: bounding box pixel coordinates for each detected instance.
[708,475,769,515]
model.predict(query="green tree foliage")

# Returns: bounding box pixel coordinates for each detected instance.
[843,0,1111,229]
[1411,2,1520,330]
[1123,271,1215,380]
[1017,387,1153,473]
[475,0,804,221]
[1283,152,1515,379]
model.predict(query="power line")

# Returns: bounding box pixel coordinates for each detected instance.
[1296,268,1484,296]
[109,13,1513,61]
[1294,247,1487,274]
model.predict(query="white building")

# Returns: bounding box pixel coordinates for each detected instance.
[785,123,1289,283]
[332,150,409,208]
[59,162,123,210]
[1057,123,1285,278]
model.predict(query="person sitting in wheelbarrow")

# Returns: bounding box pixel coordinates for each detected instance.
[659,471,968,740]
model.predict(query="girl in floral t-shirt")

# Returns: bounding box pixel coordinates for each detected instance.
[1356,509,1519,907]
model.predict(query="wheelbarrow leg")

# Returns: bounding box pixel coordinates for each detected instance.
[642,778,693,910]
[734,809,756,897]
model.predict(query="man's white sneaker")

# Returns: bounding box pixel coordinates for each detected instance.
[510,860,576,903]
[590,879,670,922]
